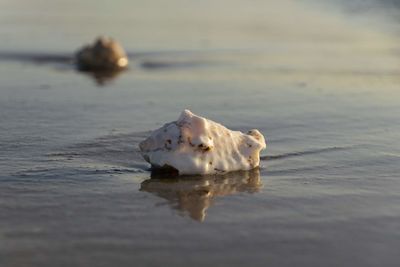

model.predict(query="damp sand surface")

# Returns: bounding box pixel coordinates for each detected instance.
[1,1,400,266]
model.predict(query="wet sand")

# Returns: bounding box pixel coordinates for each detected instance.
[1,1,400,266]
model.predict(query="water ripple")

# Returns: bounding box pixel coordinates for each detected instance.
[261,145,357,161]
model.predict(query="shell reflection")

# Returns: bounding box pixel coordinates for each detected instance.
[140,168,262,222]
[79,68,125,86]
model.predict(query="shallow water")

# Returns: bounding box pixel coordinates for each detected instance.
[1,0,400,266]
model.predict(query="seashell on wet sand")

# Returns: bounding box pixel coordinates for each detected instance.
[139,110,266,175]
[75,36,128,71]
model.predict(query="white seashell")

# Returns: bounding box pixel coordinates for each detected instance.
[139,110,266,175]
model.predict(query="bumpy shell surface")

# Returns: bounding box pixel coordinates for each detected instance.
[139,110,266,175]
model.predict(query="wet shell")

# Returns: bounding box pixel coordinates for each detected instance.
[139,110,266,175]
[75,36,128,71]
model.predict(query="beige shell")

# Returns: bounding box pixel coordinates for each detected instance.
[75,36,128,71]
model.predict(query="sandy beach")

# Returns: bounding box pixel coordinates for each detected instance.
[1,0,400,266]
